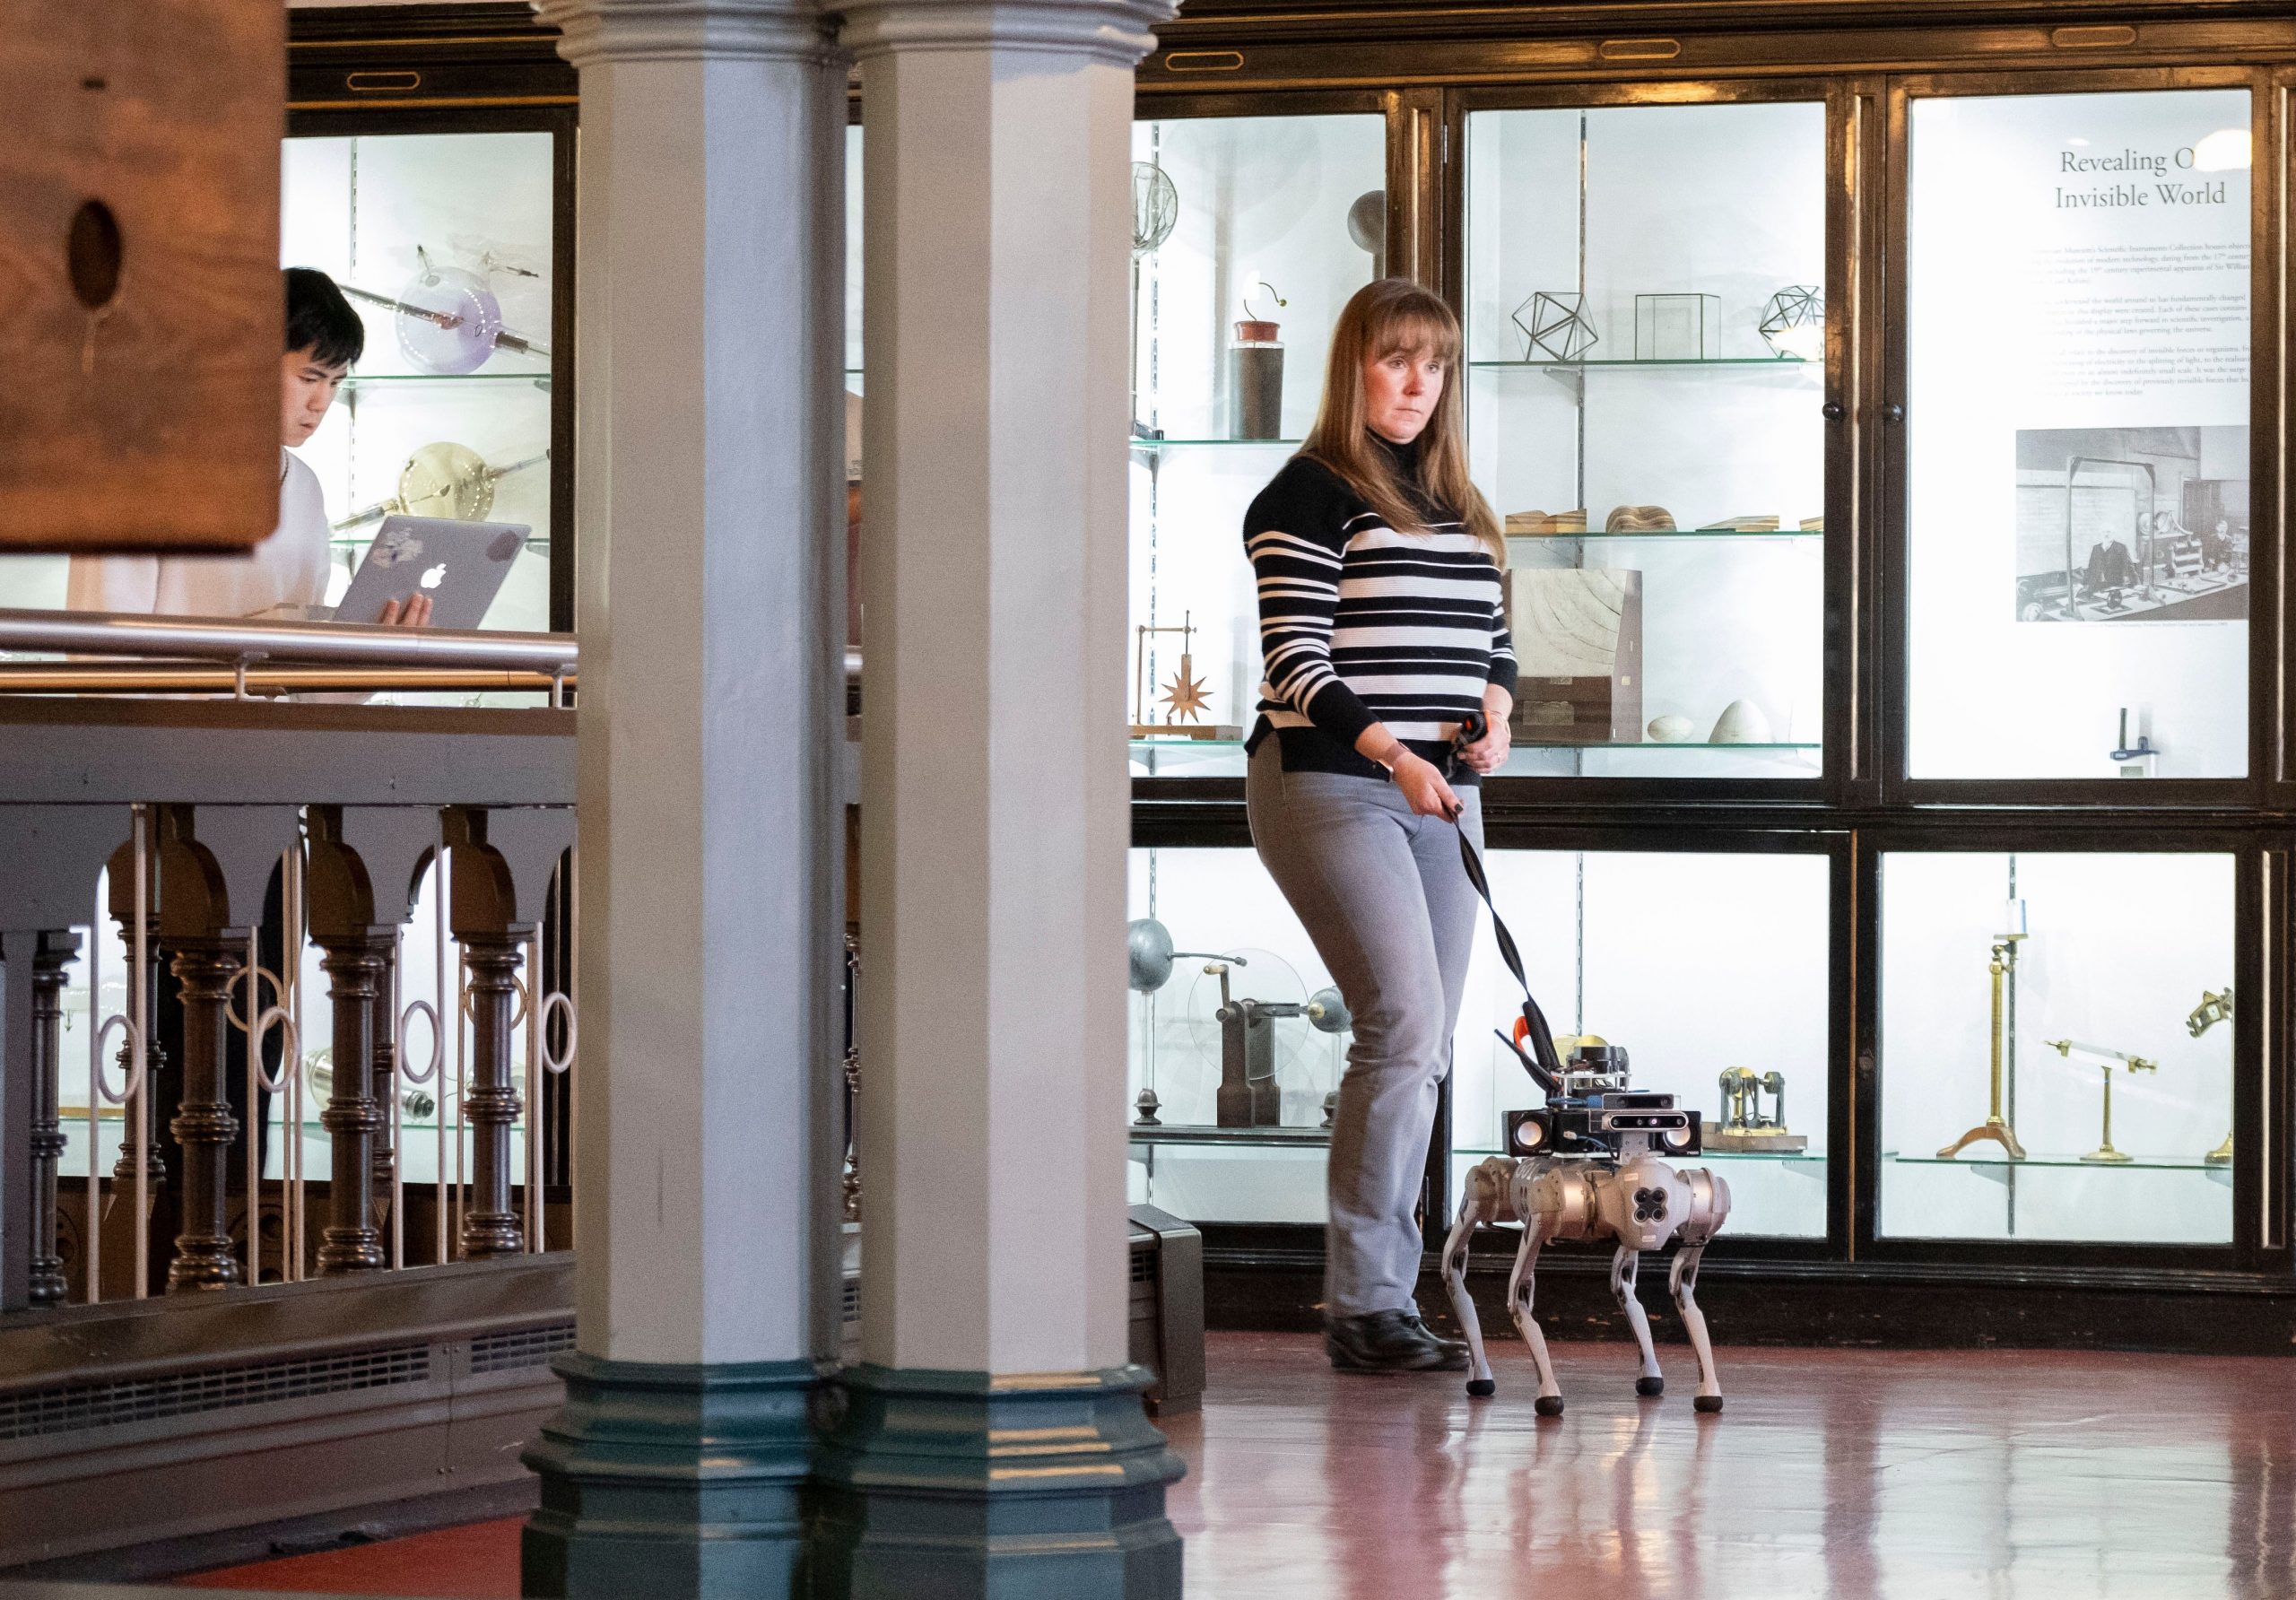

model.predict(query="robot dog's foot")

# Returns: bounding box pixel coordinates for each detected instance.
[1694,1394,1724,1414]
[1466,1378,1496,1398]
[1635,1375,1664,1397]
[1534,1395,1564,1418]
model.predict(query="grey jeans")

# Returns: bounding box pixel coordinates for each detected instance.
[1246,738,1483,1317]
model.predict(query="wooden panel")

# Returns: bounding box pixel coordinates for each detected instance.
[0,0,283,552]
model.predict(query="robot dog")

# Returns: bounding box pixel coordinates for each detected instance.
[1440,1043,1730,1414]
[1443,804,1733,1416]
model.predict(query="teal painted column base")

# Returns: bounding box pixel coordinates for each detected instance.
[810,1362,1186,1600]
[520,1352,816,1599]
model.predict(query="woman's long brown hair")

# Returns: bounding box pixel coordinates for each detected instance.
[1299,278,1505,566]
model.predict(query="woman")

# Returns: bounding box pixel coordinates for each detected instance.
[1243,279,1514,1373]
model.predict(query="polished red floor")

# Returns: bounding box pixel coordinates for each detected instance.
[176,1518,522,1597]
[182,1331,2296,1598]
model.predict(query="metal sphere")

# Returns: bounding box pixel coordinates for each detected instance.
[1132,162,1179,257]
[1346,190,1387,255]
[1306,986,1352,1033]
[1127,917,1176,993]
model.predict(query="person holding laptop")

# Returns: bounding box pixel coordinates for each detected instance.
[66,266,430,628]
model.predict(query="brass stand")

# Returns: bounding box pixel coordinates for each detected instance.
[2083,1064,2131,1163]
[2187,986,2234,1166]
[1130,613,1234,739]
[1938,938,2027,1161]
[2084,1059,2155,1163]
[2047,1039,2159,1163]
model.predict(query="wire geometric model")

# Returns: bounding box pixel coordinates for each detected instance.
[1513,291,1598,362]
[1132,162,1178,257]
[1758,284,1824,361]
[1160,654,1212,722]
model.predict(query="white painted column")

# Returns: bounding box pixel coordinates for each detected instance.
[539,0,847,1371]
[521,1,846,1592]
[847,0,1173,1379]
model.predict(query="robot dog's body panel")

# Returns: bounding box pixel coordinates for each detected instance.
[1442,1144,1732,1416]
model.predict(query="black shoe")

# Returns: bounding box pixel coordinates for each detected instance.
[1404,1314,1472,1371]
[1325,1309,1452,1373]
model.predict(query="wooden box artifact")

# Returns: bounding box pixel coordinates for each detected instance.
[0,0,283,552]
[1508,567,1644,744]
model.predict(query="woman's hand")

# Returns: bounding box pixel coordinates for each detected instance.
[1457,703,1512,774]
[1356,723,1463,818]
[1391,751,1464,820]
[377,594,433,628]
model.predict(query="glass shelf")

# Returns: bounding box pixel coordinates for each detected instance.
[1470,357,1813,371]
[1128,1125,1332,1148]
[341,373,550,387]
[1130,437,1303,451]
[1891,1152,2222,1173]
[1564,741,1820,752]
[1515,527,1824,541]
[1128,738,1819,753]
[1457,1144,1827,1166]
[329,534,552,553]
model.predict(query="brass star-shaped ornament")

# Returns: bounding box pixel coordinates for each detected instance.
[1159,655,1212,724]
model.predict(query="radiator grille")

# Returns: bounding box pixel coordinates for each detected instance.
[469,1321,576,1374]
[0,1343,432,1443]
[1131,1245,1159,1284]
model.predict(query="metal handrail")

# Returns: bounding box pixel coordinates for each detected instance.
[0,609,865,687]
[0,607,579,673]
[0,664,574,694]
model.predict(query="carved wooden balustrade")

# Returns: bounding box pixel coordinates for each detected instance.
[0,796,578,1307]
[0,616,585,1309]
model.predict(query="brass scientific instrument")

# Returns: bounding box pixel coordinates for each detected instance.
[2047,1039,2158,1164]
[1937,912,2030,1161]
[1709,1066,1805,1152]
[343,272,550,361]
[1129,612,1239,741]
[333,440,549,533]
[2187,986,2233,1165]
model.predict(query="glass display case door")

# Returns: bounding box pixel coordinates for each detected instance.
[1854,830,2266,1266]
[1126,92,1396,790]
[1448,830,1850,1249]
[1448,80,1857,795]
[1883,70,2268,800]
[284,107,576,639]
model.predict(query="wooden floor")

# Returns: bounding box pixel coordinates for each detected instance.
[178,1330,2296,1598]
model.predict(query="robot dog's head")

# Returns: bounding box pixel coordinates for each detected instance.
[1502,1041,1703,1161]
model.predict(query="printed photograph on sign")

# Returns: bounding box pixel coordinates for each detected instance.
[2013,425,2248,622]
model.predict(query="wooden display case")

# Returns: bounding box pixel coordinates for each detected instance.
[1127,1,2296,1352]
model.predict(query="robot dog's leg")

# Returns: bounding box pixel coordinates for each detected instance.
[1668,1243,1724,1414]
[1505,1221,1565,1418]
[1440,1198,1498,1399]
[1611,1244,1665,1397]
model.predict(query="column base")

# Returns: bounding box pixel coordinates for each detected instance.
[810,1363,1184,1600]
[521,1352,815,1599]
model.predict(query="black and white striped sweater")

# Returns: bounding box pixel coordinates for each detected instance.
[1242,439,1516,785]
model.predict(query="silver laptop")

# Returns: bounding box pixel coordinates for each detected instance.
[332,515,529,630]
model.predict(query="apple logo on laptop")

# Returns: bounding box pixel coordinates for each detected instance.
[420,563,448,590]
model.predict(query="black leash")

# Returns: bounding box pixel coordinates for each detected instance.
[1448,711,1566,1099]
